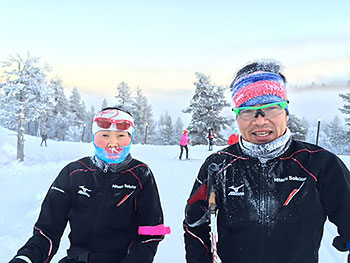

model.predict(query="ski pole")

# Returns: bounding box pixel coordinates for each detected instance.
[207,163,221,263]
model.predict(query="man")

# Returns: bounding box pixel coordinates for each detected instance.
[183,60,350,263]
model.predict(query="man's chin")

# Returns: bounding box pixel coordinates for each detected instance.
[249,133,276,144]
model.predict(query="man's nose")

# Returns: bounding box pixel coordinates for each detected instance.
[252,111,268,125]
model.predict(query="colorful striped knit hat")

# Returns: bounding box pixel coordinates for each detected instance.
[230,60,289,113]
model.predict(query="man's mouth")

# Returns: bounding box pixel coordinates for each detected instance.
[253,131,271,136]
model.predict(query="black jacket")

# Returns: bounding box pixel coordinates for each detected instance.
[13,156,165,263]
[184,140,350,263]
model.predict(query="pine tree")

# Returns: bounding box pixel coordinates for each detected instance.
[0,53,54,161]
[183,72,230,145]
[66,87,87,141]
[287,114,308,141]
[325,115,349,154]
[101,98,108,109]
[47,78,69,140]
[174,117,184,144]
[339,91,350,127]
[115,82,134,111]
[84,105,96,142]
[157,112,175,145]
[131,87,154,144]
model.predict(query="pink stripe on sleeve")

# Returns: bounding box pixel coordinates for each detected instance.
[138,224,171,235]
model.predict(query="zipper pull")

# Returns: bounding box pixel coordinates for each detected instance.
[103,164,109,173]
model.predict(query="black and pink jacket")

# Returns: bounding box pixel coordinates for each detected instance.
[13,156,169,263]
[184,140,350,263]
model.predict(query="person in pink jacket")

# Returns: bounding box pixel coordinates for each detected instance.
[179,129,190,160]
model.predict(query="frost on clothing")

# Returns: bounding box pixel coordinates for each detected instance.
[183,140,350,263]
[12,155,167,263]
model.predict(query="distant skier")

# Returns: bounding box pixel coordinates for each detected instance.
[207,128,214,151]
[40,132,48,147]
[227,127,239,145]
[9,107,170,263]
[179,129,190,160]
[183,60,350,263]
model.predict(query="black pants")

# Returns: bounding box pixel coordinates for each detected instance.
[208,139,213,151]
[179,145,188,159]
[40,139,47,147]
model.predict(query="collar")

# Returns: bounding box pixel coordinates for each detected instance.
[91,154,133,173]
[239,128,291,163]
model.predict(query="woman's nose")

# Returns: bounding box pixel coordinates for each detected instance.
[107,136,119,147]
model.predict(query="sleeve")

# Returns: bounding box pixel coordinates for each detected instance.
[183,161,212,263]
[317,154,350,252]
[12,165,71,263]
[121,167,170,263]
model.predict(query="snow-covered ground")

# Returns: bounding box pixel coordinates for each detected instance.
[0,126,349,263]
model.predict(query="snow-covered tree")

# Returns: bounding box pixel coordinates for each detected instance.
[115,81,134,111]
[183,72,230,145]
[66,87,87,141]
[101,98,108,109]
[131,87,155,144]
[84,105,96,143]
[156,112,175,145]
[173,117,184,143]
[325,115,349,154]
[339,91,350,127]
[287,114,308,141]
[0,53,54,161]
[46,78,69,140]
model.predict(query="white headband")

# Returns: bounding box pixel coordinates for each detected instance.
[92,108,134,135]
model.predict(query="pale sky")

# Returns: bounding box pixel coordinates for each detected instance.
[1,0,350,122]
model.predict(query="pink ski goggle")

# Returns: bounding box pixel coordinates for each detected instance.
[94,118,134,130]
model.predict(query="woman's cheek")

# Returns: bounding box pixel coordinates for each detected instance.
[94,136,107,148]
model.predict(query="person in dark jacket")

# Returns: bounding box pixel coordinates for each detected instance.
[183,60,350,263]
[40,132,48,147]
[9,107,170,263]
[207,128,214,151]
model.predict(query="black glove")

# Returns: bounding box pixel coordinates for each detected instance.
[9,258,28,263]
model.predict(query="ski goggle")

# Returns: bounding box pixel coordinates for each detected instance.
[233,101,288,121]
[94,118,134,130]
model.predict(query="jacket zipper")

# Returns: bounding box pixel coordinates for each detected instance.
[92,168,110,248]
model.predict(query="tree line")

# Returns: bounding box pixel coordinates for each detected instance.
[1,53,350,161]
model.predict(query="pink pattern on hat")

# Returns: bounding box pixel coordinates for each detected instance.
[233,80,287,108]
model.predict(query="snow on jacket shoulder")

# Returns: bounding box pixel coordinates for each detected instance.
[13,156,166,263]
[183,140,350,263]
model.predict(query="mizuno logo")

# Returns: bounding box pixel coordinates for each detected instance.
[228,184,245,196]
[78,185,92,197]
